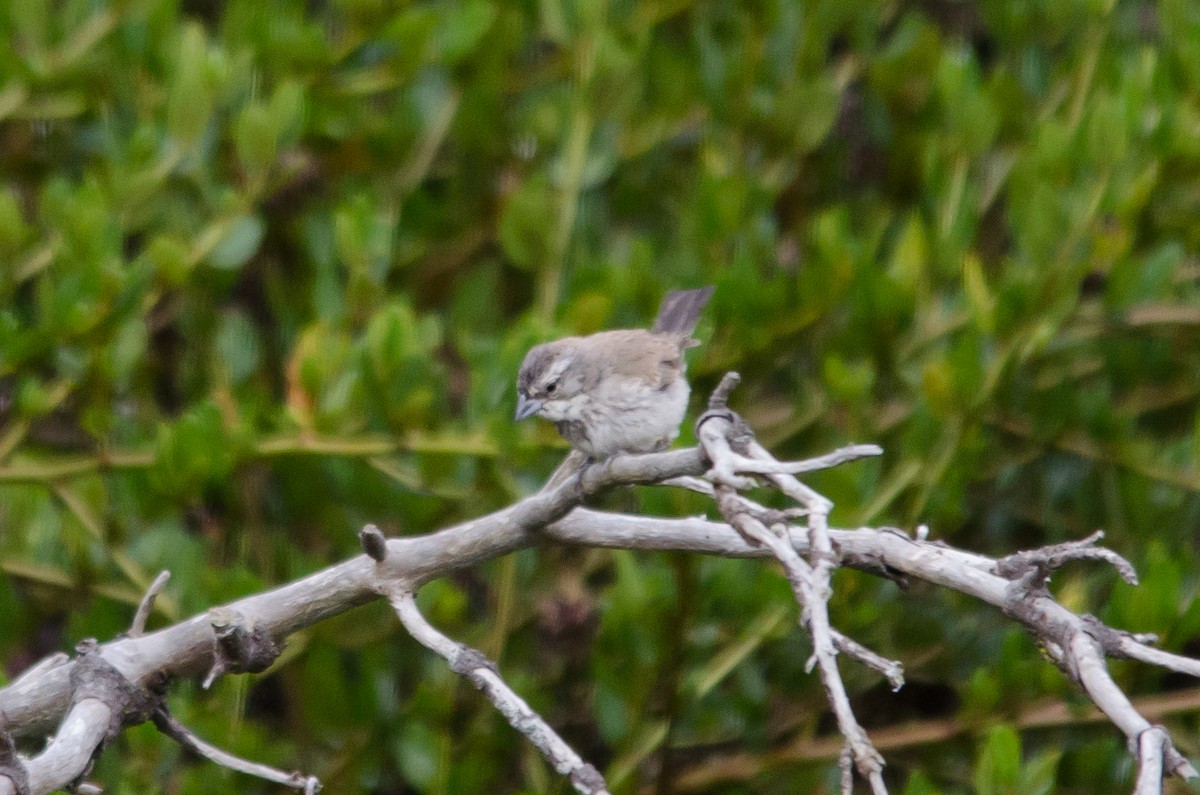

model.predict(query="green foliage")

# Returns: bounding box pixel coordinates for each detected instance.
[2,0,1200,792]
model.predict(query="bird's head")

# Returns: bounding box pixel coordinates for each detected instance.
[515,340,589,422]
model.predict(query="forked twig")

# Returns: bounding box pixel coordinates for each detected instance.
[696,375,891,793]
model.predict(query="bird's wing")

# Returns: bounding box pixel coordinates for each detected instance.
[590,330,686,390]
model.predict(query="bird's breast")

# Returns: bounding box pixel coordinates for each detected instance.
[572,377,691,458]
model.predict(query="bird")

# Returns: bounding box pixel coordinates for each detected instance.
[515,286,715,459]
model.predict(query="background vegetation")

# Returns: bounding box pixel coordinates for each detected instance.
[2,0,1200,791]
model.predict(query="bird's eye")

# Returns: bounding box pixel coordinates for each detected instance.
[545,380,557,394]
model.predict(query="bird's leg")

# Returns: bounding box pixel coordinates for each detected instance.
[542,449,590,493]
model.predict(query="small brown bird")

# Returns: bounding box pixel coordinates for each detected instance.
[515,287,714,459]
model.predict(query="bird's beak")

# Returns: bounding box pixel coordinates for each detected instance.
[515,393,543,421]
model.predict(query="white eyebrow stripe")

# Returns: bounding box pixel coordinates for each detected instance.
[543,356,573,384]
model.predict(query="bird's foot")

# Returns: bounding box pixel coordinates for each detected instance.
[544,449,589,493]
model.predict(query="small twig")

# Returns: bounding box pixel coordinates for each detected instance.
[390,591,610,795]
[1113,634,1200,679]
[714,445,883,478]
[832,632,905,691]
[661,477,807,530]
[995,530,1139,586]
[73,784,102,795]
[659,476,715,495]
[707,372,742,410]
[153,707,320,793]
[541,449,590,492]
[129,571,171,638]
[702,443,881,492]
[743,432,896,785]
[744,440,835,512]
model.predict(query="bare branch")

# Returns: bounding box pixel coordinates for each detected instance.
[7,653,69,689]
[833,633,905,691]
[152,708,321,793]
[390,591,610,795]
[0,641,168,795]
[1069,634,1198,782]
[1114,635,1200,679]
[1134,727,1168,795]
[0,374,1195,792]
[707,371,742,409]
[24,699,110,795]
[697,406,889,792]
[839,747,853,795]
[658,475,714,495]
[0,734,26,795]
[995,530,1139,586]
[709,444,883,480]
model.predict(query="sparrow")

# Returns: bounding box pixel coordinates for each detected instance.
[515,286,714,459]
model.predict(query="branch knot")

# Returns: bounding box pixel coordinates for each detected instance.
[204,609,283,688]
[70,643,164,742]
[450,645,498,677]
[359,524,388,562]
[570,762,606,793]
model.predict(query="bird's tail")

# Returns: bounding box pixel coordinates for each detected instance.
[651,286,715,337]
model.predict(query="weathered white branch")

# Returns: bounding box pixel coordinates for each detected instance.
[6,653,69,689]
[1069,633,1197,783]
[704,443,883,481]
[1134,727,1168,795]
[0,375,1196,793]
[832,633,905,691]
[0,506,1192,793]
[1115,635,1200,678]
[696,386,890,794]
[0,699,111,795]
[152,708,321,793]
[995,530,1138,585]
[839,747,854,795]
[390,591,609,795]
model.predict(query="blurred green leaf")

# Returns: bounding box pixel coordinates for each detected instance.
[498,173,554,271]
[166,23,216,146]
[152,402,234,496]
[434,0,496,63]
[974,724,1021,795]
[214,310,261,385]
[207,215,265,271]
